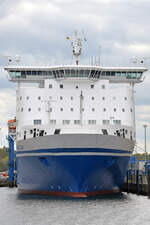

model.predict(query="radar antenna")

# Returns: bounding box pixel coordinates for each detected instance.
[66,31,86,65]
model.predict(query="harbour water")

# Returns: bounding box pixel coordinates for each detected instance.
[0,187,150,225]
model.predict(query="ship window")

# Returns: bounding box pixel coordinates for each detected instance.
[38,108,41,111]
[106,71,110,76]
[48,71,53,76]
[92,108,95,111]
[114,108,117,112]
[38,96,41,100]
[124,97,127,100]
[70,96,73,100]
[50,120,56,125]
[88,120,96,125]
[39,130,44,136]
[102,97,105,100]
[28,108,31,112]
[26,71,31,75]
[60,84,63,89]
[21,108,23,112]
[37,71,42,75]
[82,108,84,111]
[70,108,74,111]
[63,120,70,125]
[60,96,63,100]
[32,71,37,75]
[116,130,120,136]
[76,85,79,89]
[102,129,108,135]
[74,120,80,125]
[130,108,133,112]
[30,130,33,134]
[91,97,94,100]
[103,120,109,125]
[54,129,61,134]
[42,71,47,76]
[34,120,41,125]
[113,120,121,125]
[103,108,106,112]
[122,108,125,112]
[49,84,52,88]
[60,108,63,111]
[24,131,26,140]
[91,85,94,89]
[20,97,22,100]
[26,96,29,100]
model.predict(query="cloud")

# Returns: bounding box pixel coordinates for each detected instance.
[0,0,150,150]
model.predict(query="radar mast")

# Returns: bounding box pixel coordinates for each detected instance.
[67,31,86,65]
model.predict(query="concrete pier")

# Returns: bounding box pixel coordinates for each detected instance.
[122,170,149,196]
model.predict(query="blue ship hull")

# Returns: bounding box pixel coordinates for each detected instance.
[16,147,131,197]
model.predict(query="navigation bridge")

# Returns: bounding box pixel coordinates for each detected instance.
[5,65,147,84]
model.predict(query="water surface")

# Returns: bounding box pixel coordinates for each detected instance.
[0,188,150,225]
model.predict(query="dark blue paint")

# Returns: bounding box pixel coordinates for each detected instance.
[8,135,15,186]
[16,148,130,193]
[17,147,130,154]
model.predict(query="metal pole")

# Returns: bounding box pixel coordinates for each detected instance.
[143,124,148,162]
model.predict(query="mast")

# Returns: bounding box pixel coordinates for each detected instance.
[67,31,86,65]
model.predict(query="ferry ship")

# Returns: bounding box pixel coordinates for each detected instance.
[5,32,147,197]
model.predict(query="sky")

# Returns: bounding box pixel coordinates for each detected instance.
[0,0,150,152]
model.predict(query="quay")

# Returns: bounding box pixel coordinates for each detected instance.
[122,156,150,197]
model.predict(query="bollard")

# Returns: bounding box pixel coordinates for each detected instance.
[136,170,139,195]
[148,170,150,198]
[126,170,129,193]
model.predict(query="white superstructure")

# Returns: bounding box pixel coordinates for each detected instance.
[4,32,148,146]
[5,64,147,144]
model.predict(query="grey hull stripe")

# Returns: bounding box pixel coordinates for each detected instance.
[17,147,133,153]
[16,152,131,157]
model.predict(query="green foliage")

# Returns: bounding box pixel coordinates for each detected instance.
[0,147,8,172]
[133,153,150,161]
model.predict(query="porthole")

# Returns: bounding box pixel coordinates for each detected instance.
[92,97,95,100]
[122,108,125,112]
[28,108,31,112]
[124,97,127,100]
[49,84,52,88]
[21,108,23,112]
[71,108,74,111]
[114,108,117,112]
[38,96,41,100]
[26,96,29,100]
[76,85,79,89]
[91,85,94,89]
[38,108,41,111]
[102,97,105,100]
[60,96,63,100]
[92,108,95,112]
[103,108,106,112]
[60,84,63,89]
[60,108,63,111]
[70,96,73,100]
